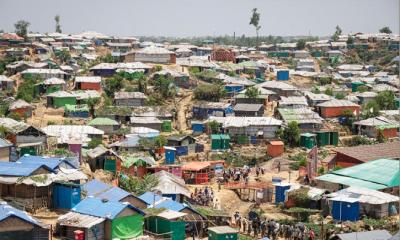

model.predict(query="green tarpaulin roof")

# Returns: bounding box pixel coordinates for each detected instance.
[317,159,400,189]
[88,117,119,126]
[316,174,387,190]
[64,104,89,112]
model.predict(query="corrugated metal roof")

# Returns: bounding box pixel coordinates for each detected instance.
[88,117,119,126]
[336,230,392,240]
[327,186,399,204]
[0,117,31,133]
[114,91,147,99]
[43,77,66,85]
[208,226,238,234]
[209,116,282,128]
[58,211,105,228]
[277,108,323,125]
[334,142,400,163]
[279,96,308,106]
[153,170,190,197]
[42,125,104,145]
[353,116,399,127]
[157,210,187,220]
[233,103,263,112]
[316,99,359,107]
[75,76,101,83]
[22,68,67,74]
[257,81,298,90]
[130,116,162,124]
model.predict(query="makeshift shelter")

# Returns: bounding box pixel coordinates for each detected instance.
[316,100,360,118]
[233,103,264,117]
[88,117,120,134]
[331,141,400,167]
[277,108,323,131]
[167,135,196,147]
[278,96,308,109]
[47,91,77,108]
[43,77,66,94]
[0,118,46,156]
[8,99,34,118]
[64,104,90,118]
[57,211,106,240]
[145,210,187,240]
[182,160,225,184]
[332,230,392,240]
[353,116,399,138]
[208,116,282,140]
[208,226,238,240]
[257,81,298,97]
[85,145,121,173]
[114,91,147,107]
[193,102,233,119]
[0,75,14,90]
[327,187,399,218]
[0,138,12,162]
[0,202,50,240]
[120,154,156,178]
[70,197,145,239]
[316,159,400,192]
[75,76,101,91]
[152,170,191,202]
[130,117,163,131]
[42,125,104,147]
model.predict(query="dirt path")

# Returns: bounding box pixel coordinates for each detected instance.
[176,91,193,131]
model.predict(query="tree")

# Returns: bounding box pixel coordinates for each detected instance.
[88,139,102,149]
[54,15,62,33]
[119,174,159,196]
[324,87,333,96]
[249,8,261,47]
[86,97,100,117]
[208,120,220,134]
[357,85,368,93]
[244,86,260,98]
[335,93,345,99]
[58,49,71,63]
[279,121,300,147]
[154,75,175,98]
[137,75,148,94]
[296,39,306,50]
[154,135,167,148]
[104,75,123,97]
[14,20,30,40]
[346,35,354,45]
[379,26,392,34]
[194,84,226,101]
[331,25,342,41]
[376,129,387,143]
[362,100,380,118]
[375,91,396,110]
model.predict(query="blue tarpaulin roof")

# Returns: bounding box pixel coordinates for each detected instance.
[0,201,47,228]
[138,192,163,205]
[18,155,76,170]
[72,197,144,219]
[83,179,147,205]
[155,199,186,212]
[0,162,53,177]
[82,179,110,196]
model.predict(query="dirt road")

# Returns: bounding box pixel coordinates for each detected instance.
[176,91,193,131]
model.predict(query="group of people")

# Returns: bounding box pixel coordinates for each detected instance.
[233,212,315,240]
[190,186,214,206]
[219,166,265,183]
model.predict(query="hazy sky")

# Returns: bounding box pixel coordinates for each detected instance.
[0,0,398,37]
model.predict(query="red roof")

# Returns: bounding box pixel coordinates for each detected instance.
[1,33,23,41]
